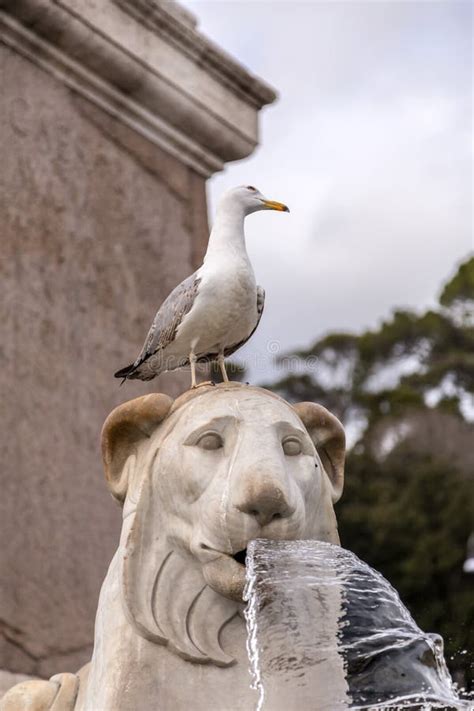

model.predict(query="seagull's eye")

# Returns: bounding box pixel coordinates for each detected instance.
[282,437,303,456]
[246,185,256,192]
[196,432,224,451]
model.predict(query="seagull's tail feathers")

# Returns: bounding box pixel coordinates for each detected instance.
[114,358,158,383]
[114,363,137,385]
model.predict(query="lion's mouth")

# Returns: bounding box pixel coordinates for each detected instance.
[232,548,247,567]
[201,547,248,602]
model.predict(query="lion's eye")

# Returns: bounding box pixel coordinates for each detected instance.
[196,432,223,451]
[282,437,302,456]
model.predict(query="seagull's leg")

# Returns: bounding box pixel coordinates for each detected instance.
[218,353,229,383]
[190,352,198,388]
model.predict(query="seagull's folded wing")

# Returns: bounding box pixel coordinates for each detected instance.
[223,285,265,358]
[135,272,202,366]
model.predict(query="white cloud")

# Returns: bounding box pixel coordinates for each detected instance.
[182,0,472,381]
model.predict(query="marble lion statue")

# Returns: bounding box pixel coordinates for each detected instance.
[1,383,345,711]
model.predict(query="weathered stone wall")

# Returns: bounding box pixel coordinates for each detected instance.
[0,0,275,681]
[0,44,208,678]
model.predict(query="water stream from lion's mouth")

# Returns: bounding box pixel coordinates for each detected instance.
[244,540,473,711]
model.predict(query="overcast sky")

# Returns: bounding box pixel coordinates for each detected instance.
[182,0,472,381]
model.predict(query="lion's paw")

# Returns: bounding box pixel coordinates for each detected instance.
[0,674,79,711]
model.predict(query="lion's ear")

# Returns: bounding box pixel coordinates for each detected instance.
[293,402,345,503]
[101,393,174,503]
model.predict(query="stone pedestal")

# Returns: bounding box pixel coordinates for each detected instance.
[0,0,275,678]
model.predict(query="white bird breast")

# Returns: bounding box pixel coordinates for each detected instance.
[175,262,258,356]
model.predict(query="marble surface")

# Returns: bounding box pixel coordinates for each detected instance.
[0,384,346,710]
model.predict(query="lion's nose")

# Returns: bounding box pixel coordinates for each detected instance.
[235,483,295,527]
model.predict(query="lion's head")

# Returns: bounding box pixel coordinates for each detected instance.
[101,383,345,667]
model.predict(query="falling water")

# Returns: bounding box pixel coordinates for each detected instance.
[244,540,472,711]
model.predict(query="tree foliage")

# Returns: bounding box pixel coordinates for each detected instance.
[338,447,474,689]
[440,256,474,327]
[265,255,474,686]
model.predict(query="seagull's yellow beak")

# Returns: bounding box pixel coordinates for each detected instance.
[262,199,290,213]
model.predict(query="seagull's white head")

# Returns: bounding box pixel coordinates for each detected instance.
[219,185,289,216]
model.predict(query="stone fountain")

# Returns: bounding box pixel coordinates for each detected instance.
[2,382,469,710]
[0,383,347,710]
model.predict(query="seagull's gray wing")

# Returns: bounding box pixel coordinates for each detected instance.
[138,272,201,362]
[224,285,265,358]
[114,273,201,380]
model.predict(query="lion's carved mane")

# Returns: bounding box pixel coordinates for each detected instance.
[122,474,239,667]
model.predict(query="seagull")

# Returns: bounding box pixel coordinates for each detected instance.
[114,185,289,388]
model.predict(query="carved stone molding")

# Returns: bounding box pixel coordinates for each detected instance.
[0,0,277,176]
[113,0,276,108]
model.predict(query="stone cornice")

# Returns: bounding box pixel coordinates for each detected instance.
[113,0,277,109]
[0,0,277,176]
